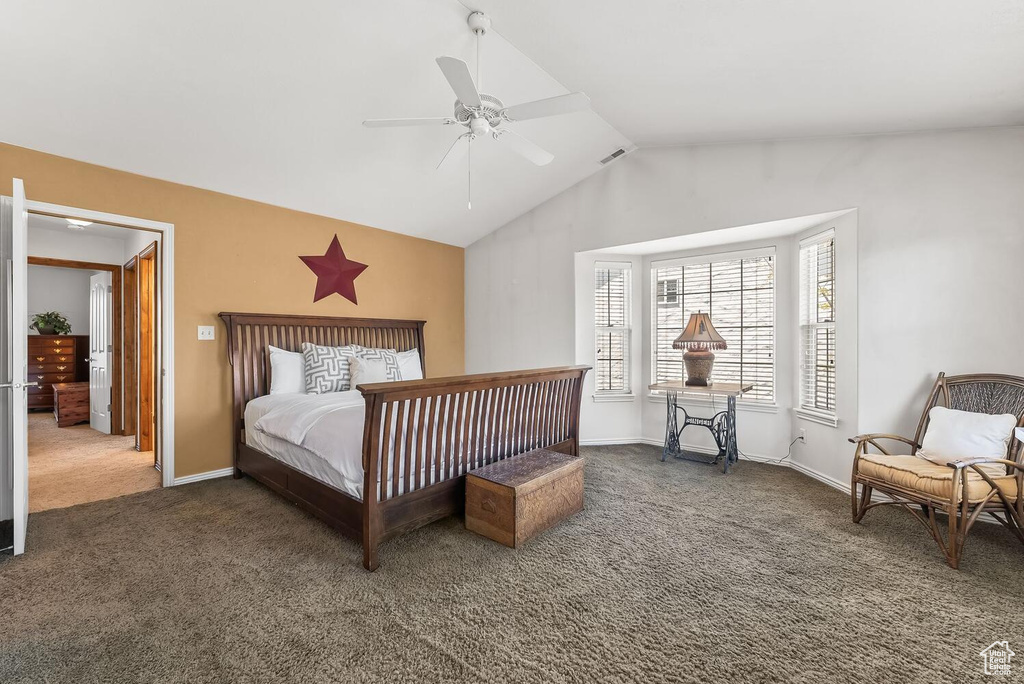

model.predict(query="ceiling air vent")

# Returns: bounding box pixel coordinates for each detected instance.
[599,145,637,165]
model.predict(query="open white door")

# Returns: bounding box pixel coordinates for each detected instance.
[2,179,32,555]
[89,271,112,434]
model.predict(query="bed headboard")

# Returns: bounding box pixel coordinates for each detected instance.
[218,312,426,445]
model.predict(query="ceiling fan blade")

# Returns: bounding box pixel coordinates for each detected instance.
[500,92,591,122]
[436,134,470,170]
[494,129,554,166]
[363,117,456,128]
[435,56,482,108]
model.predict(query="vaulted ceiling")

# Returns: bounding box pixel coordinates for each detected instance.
[472,0,1024,145]
[1,0,1021,247]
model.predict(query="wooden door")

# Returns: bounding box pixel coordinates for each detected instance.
[138,245,157,456]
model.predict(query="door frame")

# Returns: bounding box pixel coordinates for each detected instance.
[123,256,137,438]
[25,201,176,488]
[27,256,122,436]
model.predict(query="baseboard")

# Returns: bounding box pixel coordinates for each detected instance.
[786,459,851,493]
[173,467,235,486]
[580,437,648,446]
[582,438,853,495]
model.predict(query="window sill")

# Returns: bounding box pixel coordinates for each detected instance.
[793,407,838,427]
[592,393,636,403]
[646,393,778,414]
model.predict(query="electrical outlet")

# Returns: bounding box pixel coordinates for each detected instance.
[798,428,806,443]
[197,325,215,341]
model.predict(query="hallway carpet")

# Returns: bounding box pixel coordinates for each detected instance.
[2,444,1023,683]
[28,412,160,512]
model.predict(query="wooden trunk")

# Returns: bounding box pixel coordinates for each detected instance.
[465,449,583,549]
[53,381,90,427]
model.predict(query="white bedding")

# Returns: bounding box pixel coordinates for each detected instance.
[245,392,366,498]
[245,391,453,500]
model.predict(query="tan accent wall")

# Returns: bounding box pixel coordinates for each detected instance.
[1,143,465,478]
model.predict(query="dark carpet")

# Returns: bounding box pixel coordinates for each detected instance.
[2,444,1023,683]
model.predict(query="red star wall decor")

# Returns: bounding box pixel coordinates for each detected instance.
[299,235,369,304]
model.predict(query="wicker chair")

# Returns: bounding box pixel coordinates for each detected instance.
[850,372,1024,569]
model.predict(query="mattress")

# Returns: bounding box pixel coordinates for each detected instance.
[245,391,473,502]
[244,393,366,499]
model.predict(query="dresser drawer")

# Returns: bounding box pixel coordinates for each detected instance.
[28,394,53,409]
[29,362,75,374]
[28,372,75,386]
[30,352,78,364]
[29,347,78,358]
[28,336,75,348]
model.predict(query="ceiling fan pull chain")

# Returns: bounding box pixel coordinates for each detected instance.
[467,135,473,210]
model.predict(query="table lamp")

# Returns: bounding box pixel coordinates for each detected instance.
[673,312,727,386]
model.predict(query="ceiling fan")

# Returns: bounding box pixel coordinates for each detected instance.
[362,11,592,208]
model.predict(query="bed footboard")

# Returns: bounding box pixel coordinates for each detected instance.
[357,365,589,570]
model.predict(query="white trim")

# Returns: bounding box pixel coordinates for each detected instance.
[173,467,234,486]
[580,437,649,446]
[650,245,777,269]
[793,407,839,427]
[798,227,836,248]
[594,259,633,269]
[25,199,176,488]
[592,393,635,403]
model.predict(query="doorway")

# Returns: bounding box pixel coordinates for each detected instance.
[24,226,161,512]
[2,181,176,556]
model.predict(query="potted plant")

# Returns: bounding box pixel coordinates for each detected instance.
[30,311,72,336]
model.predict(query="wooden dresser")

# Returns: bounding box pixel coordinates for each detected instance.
[27,335,88,411]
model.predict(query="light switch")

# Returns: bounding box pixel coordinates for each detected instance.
[198,325,216,341]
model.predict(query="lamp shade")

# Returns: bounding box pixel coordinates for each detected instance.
[672,312,727,351]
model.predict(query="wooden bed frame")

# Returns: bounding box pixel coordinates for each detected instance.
[219,312,589,571]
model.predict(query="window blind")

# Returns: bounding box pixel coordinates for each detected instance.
[652,250,775,402]
[595,262,631,394]
[799,231,836,415]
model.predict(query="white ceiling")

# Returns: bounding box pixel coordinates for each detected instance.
[469,0,1024,145]
[0,0,630,247]
[28,212,151,242]
[2,2,1021,249]
[588,210,852,256]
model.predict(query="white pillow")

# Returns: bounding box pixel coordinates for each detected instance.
[919,406,1017,476]
[397,349,423,381]
[349,356,394,387]
[268,346,305,395]
[349,349,424,388]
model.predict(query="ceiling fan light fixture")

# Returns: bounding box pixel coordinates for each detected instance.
[362,11,594,209]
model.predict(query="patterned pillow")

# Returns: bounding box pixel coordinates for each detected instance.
[302,343,361,394]
[354,347,402,382]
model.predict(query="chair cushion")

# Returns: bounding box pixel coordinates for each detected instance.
[918,406,1017,476]
[858,453,1018,504]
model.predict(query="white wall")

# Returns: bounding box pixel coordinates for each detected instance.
[466,127,1024,487]
[27,265,94,335]
[28,226,125,264]
[122,228,160,263]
